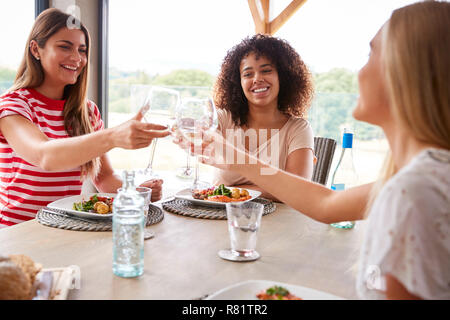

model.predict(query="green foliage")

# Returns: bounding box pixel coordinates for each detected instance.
[109,68,155,85]
[0,66,16,94]
[313,68,359,93]
[109,96,131,114]
[0,67,16,82]
[106,67,383,142]
[153,69,214,87]
[108,68,214,114]
[309,68,383,142]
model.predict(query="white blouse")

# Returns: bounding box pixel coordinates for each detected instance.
[357,148,450,299]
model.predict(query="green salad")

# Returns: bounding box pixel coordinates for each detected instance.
[211,184,232,197]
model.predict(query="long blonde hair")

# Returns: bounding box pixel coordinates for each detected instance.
[11,8,100,179]
[367,0,450,213]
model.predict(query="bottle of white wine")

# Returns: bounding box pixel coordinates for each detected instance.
[330,128,358,229]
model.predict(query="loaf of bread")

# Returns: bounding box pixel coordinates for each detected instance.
[9,254,41,285]
[0,254,41,300]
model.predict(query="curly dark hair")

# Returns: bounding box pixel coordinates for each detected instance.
[214,34,314,127]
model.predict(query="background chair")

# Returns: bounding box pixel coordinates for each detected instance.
[312,137,337,185]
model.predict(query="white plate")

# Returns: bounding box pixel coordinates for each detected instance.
[47,193,116,219]
[174,187,261,208]
[205,280,345,300]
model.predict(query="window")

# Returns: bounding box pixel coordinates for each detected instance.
[107,0,254,183]
[106,0,417,186]
[0,0,35,94]
[273,0,416,184]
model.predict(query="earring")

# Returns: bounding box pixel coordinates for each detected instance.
[36,56,40,60]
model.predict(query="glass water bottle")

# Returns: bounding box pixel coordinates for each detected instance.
[112,170,145,277]
[330,128,359,229]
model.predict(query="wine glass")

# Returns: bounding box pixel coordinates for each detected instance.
[137,86,179,182]
[175,97,218,191]
[176,153,194,180]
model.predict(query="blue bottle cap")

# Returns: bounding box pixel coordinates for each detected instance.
[342,132,353,148]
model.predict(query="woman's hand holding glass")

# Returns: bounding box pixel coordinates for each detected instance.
[174,97,218,190]
[174,128,242,172]
[110,110,170,150]
[136,86,180,180]
[138,178,164,202]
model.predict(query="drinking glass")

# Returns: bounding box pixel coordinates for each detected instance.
[137,86,180,181]
[218,202,264,262]
[117,186,154,240]
[175,97,218,191]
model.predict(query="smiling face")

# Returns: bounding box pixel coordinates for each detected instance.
[353,25,391,127]
[240,52,280,109]
[31,27,88,90]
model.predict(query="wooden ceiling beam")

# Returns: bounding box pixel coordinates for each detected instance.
[248,0,308,35]
[261,0,270,23]
[270,0,307,35]
[248,0,266,34]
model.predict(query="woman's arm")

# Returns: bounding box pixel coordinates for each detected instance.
[284,148,314,181]
[185,131,372,223]
[93,154,164,202]
[0,114,169,172]
[230,183,279,202]
[385,274,422,300]
[201,135,372,223]
[92,154,122,193]
[237,148,314,202]
[232,157,372,223]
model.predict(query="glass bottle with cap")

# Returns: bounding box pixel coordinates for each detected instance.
[112,170,145,277]
[330,128,359,229]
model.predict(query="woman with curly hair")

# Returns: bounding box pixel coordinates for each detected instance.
[211,34,315,201]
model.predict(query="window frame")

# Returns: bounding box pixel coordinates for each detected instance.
[98,0,109,126]
[35,0,49,18]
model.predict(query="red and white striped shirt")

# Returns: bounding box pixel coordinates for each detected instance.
[0,88,104,228]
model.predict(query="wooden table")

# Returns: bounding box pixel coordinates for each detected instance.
[0,187,366,300]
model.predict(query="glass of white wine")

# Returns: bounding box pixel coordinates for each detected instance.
[137,86,179,181]
[175,97,217,191]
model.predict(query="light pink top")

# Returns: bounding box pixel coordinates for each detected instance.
[212,109,314,186]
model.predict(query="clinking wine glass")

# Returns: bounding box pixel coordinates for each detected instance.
[176,153,194,180]
[138,86,179,181]
[175,97,217,191]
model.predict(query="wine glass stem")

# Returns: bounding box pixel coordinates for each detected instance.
[186,152,191,171]
[146,138,158,174]
[192,151,199,185]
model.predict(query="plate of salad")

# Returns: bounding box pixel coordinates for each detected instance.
[174,184,261,207]
[47,193,116,219]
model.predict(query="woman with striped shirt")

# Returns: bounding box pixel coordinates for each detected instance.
[0,9,169,228]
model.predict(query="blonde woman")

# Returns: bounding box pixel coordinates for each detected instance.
[197,1,449,299]
[0,9,169,228]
